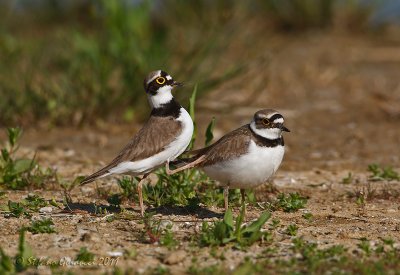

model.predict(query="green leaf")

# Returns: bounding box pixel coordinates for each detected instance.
[223,209,234,228]
[0,248,14,272]
[7,128,22,147]
[1,149,10,162]
[205,117,216,146]
[189,84,197,121]
[16,229,34,272]
[188,85,198,150]
[76,247,95,263]
[27,218,56,234]
[242,212,271,234]
[13,159,35,175]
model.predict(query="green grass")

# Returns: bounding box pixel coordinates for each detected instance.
[26,218,56,234]
[273,192,308,212]
[0,229,35,273]
[199,207,271,248]
[342,172,354,184]
[368,163,400,181]
[183,237,400,274]
[0,128,58,190]
[0,1,378,127]
[285,224,298,236]
[5,194,52,218]
[75,247,95,263]
[142,212,179,249]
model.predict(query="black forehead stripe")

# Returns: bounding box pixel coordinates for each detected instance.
[269,113,283,121]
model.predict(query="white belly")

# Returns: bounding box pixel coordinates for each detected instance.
[108,108,193,175]
[203,141,284,189]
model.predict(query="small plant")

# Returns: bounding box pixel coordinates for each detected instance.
[0,128,57,190]
[147,265,171,275]
[199,207,271,248]
[204,117,216,146]
[24,194,47,211]
[341,172,353,184]
[275,192,307,212]
[358,238,372,256]
[292,237,346,270]
[159,224,179,250]
[76,247,95,263]
[7,200,30,218]
[117,176,136,202]
[302,212,314,221]
[142,212,179,249]
[6,194,50,218]
[368,164,400,181]
[354,190,366,207]
[286,224,298,236]
[26,218,56,234]
[15,228,34,272]
[270,218,280,229]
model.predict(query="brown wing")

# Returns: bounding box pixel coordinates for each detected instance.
[192,124,251,167]
[81,116,182,185]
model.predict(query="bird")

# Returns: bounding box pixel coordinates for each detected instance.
[80,70,194,216]
[168,109,290,213]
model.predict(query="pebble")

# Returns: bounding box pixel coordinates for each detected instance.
[39,207,53,213]
[164,250,186,265]
[107,251,123,257]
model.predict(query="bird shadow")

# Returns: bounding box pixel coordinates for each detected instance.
[62,202,122,214]
[61,202,222,219]
[146,205,223,219]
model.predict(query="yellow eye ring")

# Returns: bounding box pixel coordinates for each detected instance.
[156,77,166,85]
[262,118,270,125]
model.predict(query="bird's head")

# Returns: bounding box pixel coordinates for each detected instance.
[144,70,182,108]
[250,109,290,140]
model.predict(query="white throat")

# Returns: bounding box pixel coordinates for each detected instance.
[148,86,173,108]
[250,121,282,140]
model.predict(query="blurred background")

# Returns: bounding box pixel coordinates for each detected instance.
[0,0,399,171]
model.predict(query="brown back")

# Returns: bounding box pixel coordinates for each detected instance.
[80,116,182,184]
[192,125,252,167]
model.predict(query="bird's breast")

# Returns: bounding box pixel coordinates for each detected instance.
[203,141,285,188]
[166,107,194,160]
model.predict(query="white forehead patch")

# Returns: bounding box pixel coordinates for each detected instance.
[273,118,284,123]
[147,70,161,85]
[166,75,172,80]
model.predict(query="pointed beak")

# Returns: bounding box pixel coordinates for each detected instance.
[172,81,183,88]
[281,125,290,132]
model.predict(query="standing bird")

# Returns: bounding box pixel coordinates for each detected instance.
[80,70,194,216]
[168,109,289,212]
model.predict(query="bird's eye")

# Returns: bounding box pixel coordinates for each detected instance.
[262,118,270,125]
[156,77,166,85]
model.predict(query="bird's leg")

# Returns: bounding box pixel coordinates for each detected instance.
[165,159,173,175]
[224,186,229,211]
[240,189,247,217]
[137,173,149,217]
[165,155,206,175]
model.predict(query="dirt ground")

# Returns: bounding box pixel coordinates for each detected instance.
[1,33,400,274]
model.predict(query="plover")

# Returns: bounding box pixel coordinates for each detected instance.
[168,109,289,212]
[80,70,194,216]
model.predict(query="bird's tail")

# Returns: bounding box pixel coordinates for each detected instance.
[169,148,207,172]
[80,167,111,186]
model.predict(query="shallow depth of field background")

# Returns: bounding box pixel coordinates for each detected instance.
[0,1,400,274]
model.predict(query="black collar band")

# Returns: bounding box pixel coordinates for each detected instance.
[151,98,181,118]
[248,124,284,147]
